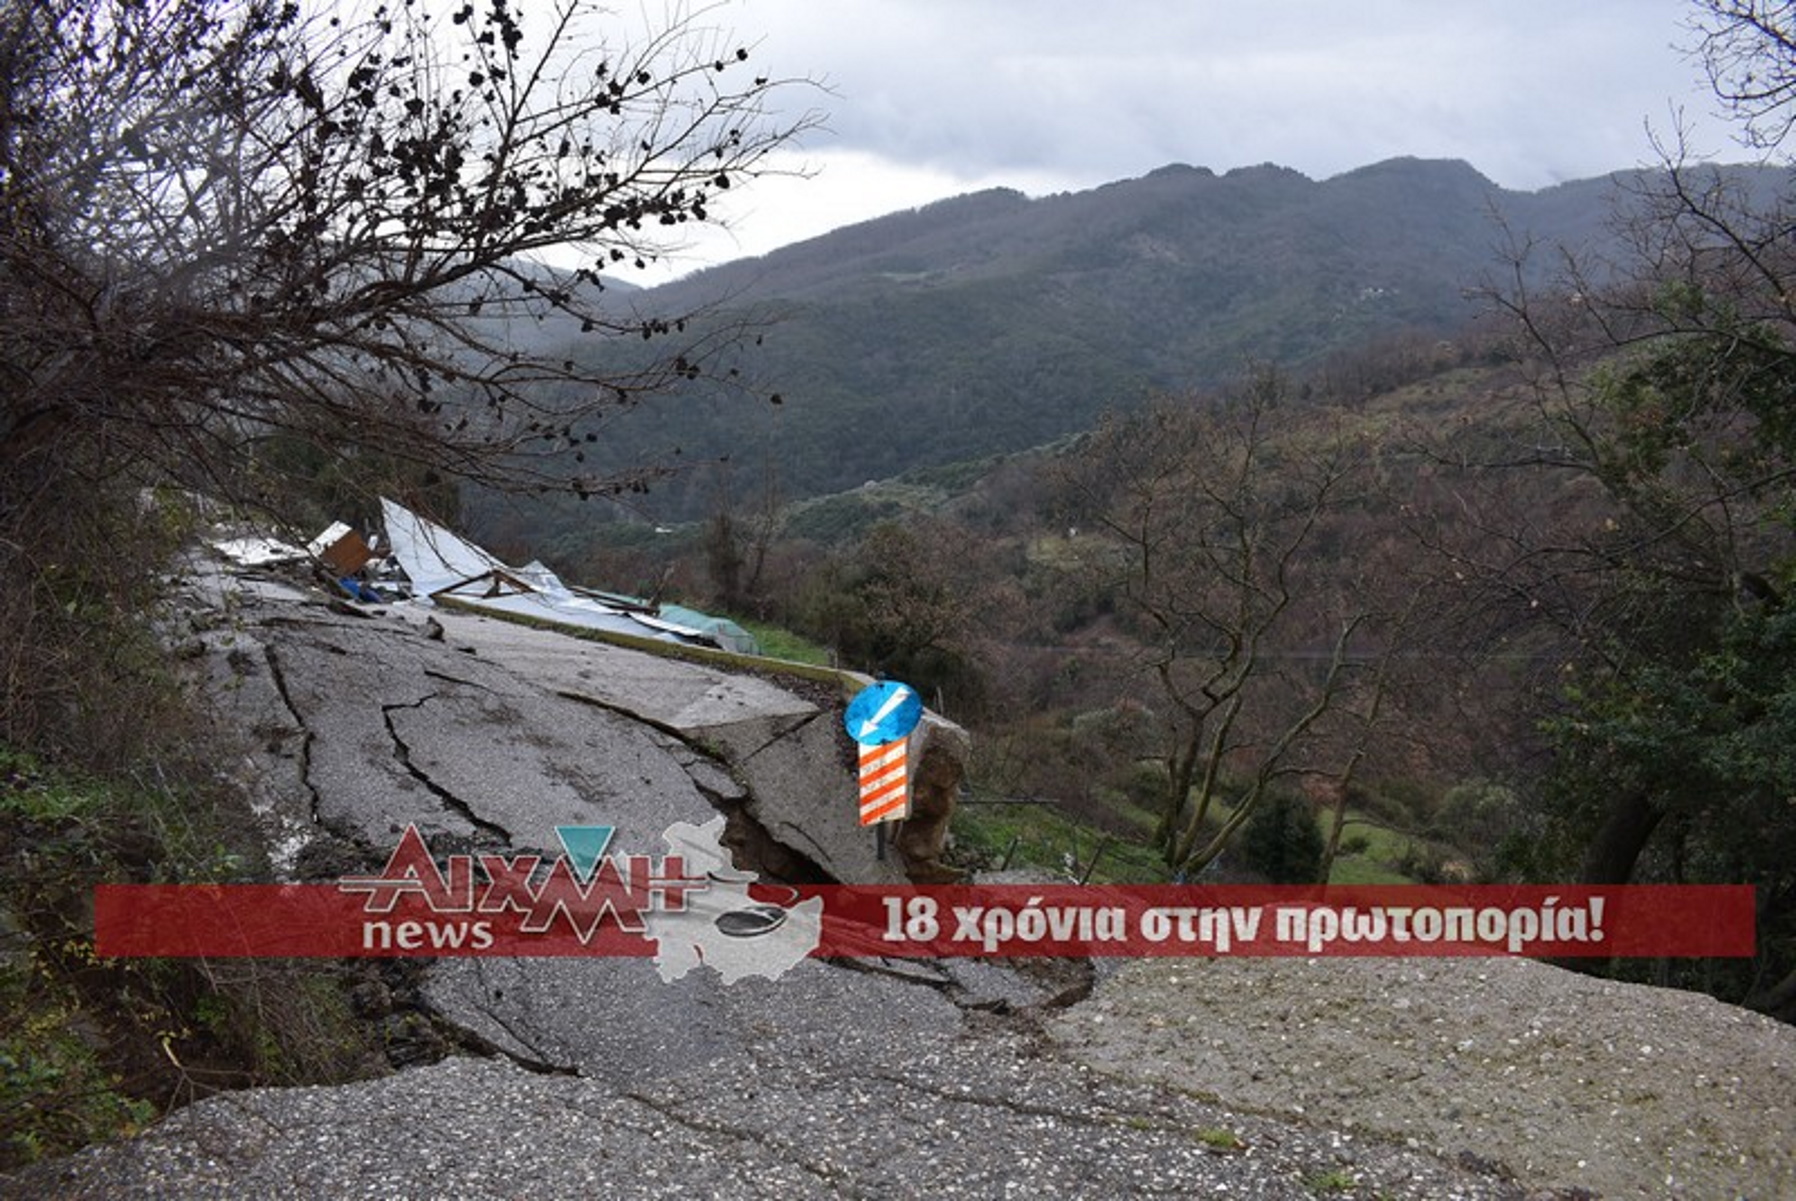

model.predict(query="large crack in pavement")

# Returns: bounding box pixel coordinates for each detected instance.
[828,955,1095,1019]
[260,642,322,825]
[423,666,506,695]
[555,687,697,744]
[379,693,513,846]
[442,958,583,1077]
[557,685,839,886]
[686,774,835,885]
[731,708,831,766]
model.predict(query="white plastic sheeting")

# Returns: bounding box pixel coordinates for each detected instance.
[379,498,758,654]
[378,500,511,596]
[212,536,307,568]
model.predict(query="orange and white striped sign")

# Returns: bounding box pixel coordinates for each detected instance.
[858,738,910,825]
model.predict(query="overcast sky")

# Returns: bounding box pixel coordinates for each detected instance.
[632,0,1747,284]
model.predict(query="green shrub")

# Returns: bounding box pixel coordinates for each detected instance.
[0,747,380,1169]
[1237,789,1325,884]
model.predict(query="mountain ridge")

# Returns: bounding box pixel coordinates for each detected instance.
[641,156,1566,305]
[498,156,1792,529]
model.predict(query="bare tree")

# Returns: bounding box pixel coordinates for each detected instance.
[1058,372,1393,877]
[1690,0,1796,151]
[0,0,819,500]
[704,453,783,614]
[0,0,818,754]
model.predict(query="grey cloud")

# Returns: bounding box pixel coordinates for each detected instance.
[727,0,1729,191]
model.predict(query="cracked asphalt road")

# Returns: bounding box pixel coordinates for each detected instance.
[17,1003,1526,1201]
[11,568,1788,1198]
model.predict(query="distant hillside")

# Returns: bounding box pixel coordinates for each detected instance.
[477,156,1791,533]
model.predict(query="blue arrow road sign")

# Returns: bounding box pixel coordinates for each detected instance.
[844,680,922,746]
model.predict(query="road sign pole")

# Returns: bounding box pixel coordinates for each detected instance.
[845,681,924,836]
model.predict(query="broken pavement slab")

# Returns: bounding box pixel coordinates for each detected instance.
[200,606,724,862]
[384,602,924,885]
[188,557,941,884]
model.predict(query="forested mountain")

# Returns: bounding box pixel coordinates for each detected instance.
[515,156,1788,525]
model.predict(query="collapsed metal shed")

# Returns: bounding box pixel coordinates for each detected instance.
[379,498,758,655]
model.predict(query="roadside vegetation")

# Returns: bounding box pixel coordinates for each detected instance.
[945,766,1467,889]
[0,748,382,1169]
